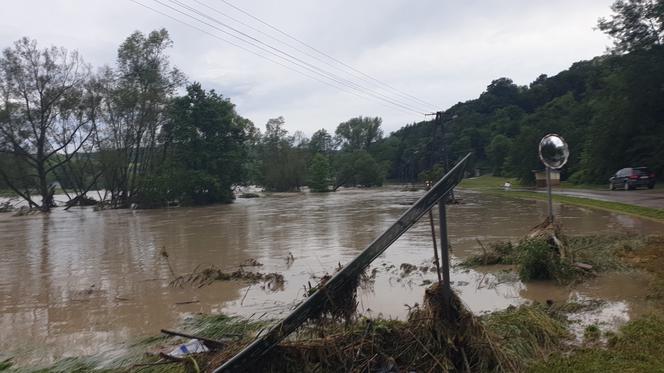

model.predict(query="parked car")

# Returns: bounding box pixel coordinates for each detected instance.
[609,167,656,190]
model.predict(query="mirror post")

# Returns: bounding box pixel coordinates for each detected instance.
[538,133,569,223]
[546,166,553,222]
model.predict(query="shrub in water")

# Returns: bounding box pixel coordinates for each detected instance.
[517,239,575,282]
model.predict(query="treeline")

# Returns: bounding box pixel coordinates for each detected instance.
[376,46,664,184]
[375,0,664,184]
[0,29,389,211]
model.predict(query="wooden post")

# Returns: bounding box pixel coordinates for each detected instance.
[213,153,472,372]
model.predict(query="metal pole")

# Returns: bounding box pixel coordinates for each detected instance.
[428,209,442,282]
[546,166,553,222]
[438,199,450,291]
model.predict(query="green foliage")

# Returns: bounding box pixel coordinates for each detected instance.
[155,83,254,205]
[335,116,383,151]
[598,0,664,53]
[531,315,664,372]
[0,358,12,371]
[333,150,385,189]
[259,117,308,192]
[486,134,512,176]
[517,239,575,282]
[375,45,664,185]
[308,153,331,192]
[484,304,569,364]
[583,324,601,342]
[417,163,445,183]
[308,128,335,154]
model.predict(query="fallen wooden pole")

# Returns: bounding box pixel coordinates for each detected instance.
[214,153,472,372]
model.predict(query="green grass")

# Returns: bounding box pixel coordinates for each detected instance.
[18,314,267,373]
[529,315,664,372]
[459,175,661,191]
[502,191,664,222]
[461,175,664,222]
[459,175,523,190]
[484,304,570,365]
[461,234,648,284]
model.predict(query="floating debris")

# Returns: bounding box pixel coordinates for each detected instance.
[169,266,285,289]
[238,193,260,199]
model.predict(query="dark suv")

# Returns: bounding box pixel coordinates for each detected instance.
[609,167,656,190]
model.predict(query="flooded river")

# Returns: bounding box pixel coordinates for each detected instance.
[1,187,662,365]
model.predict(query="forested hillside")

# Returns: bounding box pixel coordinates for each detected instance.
[377,45,664,183]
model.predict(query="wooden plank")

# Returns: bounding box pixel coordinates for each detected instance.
[213,153,472,372]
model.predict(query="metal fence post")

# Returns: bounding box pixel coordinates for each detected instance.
[438,199,450,292]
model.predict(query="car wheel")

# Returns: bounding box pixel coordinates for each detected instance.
[624,182,630,191]
[609,182,615,191]
[648,183,655,190]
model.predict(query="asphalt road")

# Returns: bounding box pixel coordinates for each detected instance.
[542,188,664,209]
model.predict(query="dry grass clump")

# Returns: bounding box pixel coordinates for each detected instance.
[229,283,529,372]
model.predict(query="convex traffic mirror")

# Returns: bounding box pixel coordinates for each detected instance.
[539,134,569,169]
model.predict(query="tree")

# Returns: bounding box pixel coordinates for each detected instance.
[309,128,334,154]
[259,117,307,191]
[598,0,664,53]
[308,153,331,192]
[0,38,95,211]
[333,151,385,190]
[95,29,185,207]
[335,116,383,151]
[154,83,255,205]
[486,135,512,176]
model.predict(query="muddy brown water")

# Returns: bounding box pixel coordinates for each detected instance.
[1,187,662,365]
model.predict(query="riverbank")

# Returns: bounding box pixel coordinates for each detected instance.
[459,176,664,222]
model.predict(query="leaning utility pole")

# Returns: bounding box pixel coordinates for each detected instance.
[426,111,454,201]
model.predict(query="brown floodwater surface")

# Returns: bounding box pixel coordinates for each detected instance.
[0,187,662,366]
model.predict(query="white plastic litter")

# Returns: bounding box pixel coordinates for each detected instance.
[167,339,209,357]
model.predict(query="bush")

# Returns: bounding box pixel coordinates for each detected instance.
[517,239,576,282]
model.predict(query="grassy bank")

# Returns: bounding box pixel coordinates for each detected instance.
[459,175,664,222]
[15,295,663,372]
[530,315,664,372]
[503,191,664,222]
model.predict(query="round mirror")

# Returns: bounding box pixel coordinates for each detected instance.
[539,134,569,169]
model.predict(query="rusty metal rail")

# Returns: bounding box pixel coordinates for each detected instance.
[214,152,472,372]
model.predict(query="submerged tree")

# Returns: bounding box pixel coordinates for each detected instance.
[95,29,185,207]
[259,117,307,192]
[154,83,255,205]
[308,153,331,192]
[0,38,95,211]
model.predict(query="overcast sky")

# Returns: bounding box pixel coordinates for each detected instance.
[0,0,614,135]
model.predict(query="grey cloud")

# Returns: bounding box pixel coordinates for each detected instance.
[1,0,614,135]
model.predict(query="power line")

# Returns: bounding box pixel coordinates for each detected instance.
[217,0,438,110]
[130,0,420,116]
[188,0,434,113]
[155,0,426,114]
[163,0,427,115]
